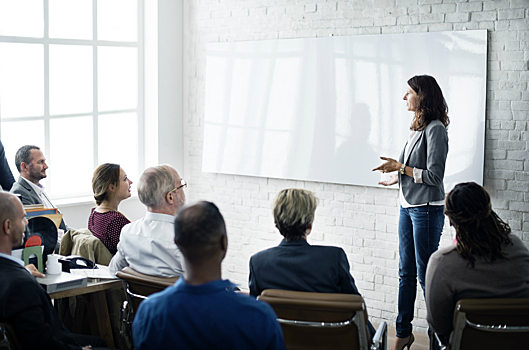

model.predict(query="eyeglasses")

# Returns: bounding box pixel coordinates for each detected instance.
[168,179,187,194]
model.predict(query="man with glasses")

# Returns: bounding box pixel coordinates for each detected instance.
[109,165,187,277]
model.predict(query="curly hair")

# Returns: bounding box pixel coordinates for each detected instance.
[444,182,512,268]
[408,75,450,131]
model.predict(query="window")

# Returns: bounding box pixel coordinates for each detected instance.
[0,0,143,199]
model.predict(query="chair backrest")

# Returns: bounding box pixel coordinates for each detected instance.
[450,298,529,350]
[0,322,21,350]
[258,289,371,350]
[116,267,178,311]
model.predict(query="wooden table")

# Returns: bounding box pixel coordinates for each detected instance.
[50,279,123,348]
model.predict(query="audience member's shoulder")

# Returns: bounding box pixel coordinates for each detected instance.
[310,243,345,255]
[430,244,458,263]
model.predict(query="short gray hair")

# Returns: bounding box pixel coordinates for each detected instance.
[138,165,178,208]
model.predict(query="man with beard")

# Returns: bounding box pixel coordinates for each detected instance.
[0,192,109,350]
[10,145,67,231]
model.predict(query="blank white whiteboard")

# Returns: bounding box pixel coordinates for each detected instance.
[202,30,487,191]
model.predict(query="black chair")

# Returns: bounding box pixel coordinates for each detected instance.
[116,267,178,348]
[0,322,21,350]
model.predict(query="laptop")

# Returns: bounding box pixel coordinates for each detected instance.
[38,272,88,293]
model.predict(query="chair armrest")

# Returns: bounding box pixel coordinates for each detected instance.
[371,321,387,350]
[433,331,448,350]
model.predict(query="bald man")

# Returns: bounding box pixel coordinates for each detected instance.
[0,192,108,350]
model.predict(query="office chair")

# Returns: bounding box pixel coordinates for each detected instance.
[258,289,387,350]
[116,267,178,347]
[433,298,529,350]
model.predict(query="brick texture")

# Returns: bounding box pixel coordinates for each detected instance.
[184,0,529,334]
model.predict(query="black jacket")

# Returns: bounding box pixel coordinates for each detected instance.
[0,256,80,350]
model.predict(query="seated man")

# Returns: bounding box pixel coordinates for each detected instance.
[132,201,285,350]
[426,182,529,343]
[109,165,186,277]
[10,145,67,231]
[249,188,375,336]
[0,192,108,350]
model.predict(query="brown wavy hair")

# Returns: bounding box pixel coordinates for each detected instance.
[444,182,512,268]
[92,163,121,205]
[408,75,450,131]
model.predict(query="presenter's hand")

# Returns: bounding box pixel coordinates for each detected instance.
[379,174,398,186]
[25,264,45,278]
[372,157,402,174]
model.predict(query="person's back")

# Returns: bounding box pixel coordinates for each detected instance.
[250,238,358,296]
[249,189,360,297]
[426,182,529,341]
[133,278,284,350]
[132,201,285,350]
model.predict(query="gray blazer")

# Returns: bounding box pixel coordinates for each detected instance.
[398,119,448,205]
[11,176,67,231]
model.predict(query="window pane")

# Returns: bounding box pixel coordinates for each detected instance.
[50,45,93,115]
[98,112,138,185]
[49,0,92,40]
[97,0,137,42]
[0,0,43,38]
[1,120,45,179]
[98,47,137,111]
[49,116,93,198]
[0,43,44,118]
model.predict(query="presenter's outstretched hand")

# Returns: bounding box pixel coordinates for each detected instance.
[379,174,398,186]
[373,157,402,174]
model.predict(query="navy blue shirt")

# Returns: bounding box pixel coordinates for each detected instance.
[133,278,285,350]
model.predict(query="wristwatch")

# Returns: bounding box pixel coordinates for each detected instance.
[399,163,406,175]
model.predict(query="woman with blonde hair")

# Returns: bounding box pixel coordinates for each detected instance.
[88,163,132,254]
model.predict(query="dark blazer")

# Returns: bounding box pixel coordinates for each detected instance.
[10,176,67,231]
[249,238,360,297]
[398,119,448,205]
[0,140,15,191]
[0,256,80,350]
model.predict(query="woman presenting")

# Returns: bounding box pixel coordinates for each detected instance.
[373,75,449,350]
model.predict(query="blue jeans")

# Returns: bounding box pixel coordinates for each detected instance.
[396,205,444,338]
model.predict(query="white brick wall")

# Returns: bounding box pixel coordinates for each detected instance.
[183,0,529,333]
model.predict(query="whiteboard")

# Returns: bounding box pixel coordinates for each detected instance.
[202,30,487,191]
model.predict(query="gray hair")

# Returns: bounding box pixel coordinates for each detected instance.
[138,165,178,208]
[15,145,40,173]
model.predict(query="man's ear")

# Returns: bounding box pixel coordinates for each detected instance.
[166,191,174,205]
[3,219,11,235]
[20,162,29,172]
[220,234,227,252]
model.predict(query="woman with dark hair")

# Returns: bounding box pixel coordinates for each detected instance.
[425,182,529,342]
[373,75,450,350]
[88,163,133,254]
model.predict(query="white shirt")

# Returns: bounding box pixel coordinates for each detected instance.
[109,211,184,278]
[21,177,55,209]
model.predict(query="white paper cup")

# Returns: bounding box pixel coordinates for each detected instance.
[47,254,62,274]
